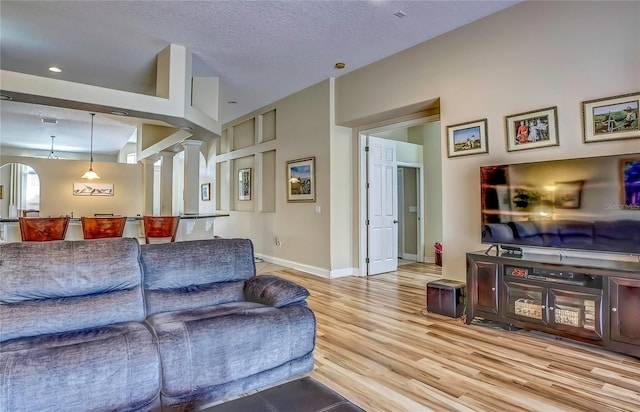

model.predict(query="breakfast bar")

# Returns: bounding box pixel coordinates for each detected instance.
[0,213,229,243]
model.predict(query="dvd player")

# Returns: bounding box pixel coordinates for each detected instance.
[505,266,591,286]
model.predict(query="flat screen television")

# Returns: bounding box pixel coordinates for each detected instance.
[480,153,640,255]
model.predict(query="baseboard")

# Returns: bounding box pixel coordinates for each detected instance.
[401,253,418,261]
[255,254,358,278]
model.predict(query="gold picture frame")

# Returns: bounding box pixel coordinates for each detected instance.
[446,119,488,158]
[582,92,640,143]
[505,106,559,152]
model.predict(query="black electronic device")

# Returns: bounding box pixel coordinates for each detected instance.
[480,153,640,255]
[504,265,596,286]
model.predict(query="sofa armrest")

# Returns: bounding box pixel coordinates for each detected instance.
[244,275,310,308]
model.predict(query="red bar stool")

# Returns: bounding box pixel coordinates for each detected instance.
[143,216,180,244]
[81,216,127,239]
[19,217,70,241]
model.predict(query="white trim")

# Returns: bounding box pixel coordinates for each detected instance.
[358,132,368,276]
[401,253,418,261]
[255,254,359,278]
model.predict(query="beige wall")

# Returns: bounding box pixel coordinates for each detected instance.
[335,1,640,280]
[216,80,333,274]
[0,156,143,217]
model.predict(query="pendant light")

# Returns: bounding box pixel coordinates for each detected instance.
[47,135,59,159]
[81,113,100,179]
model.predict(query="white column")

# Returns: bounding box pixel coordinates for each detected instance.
[142,157,157,216]
[181,140,203,215]
[159,151,176,216]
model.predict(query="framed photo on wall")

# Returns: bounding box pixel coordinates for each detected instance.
[446,119,488,158]
[73,182,114,196]
[505,106,558,152]
[201,183,211,201]
[582,92,640,143]
[238,168,251,201]
[286,157,315,202]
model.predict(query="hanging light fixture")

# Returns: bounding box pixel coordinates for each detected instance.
[81,113,100,179]
[47,135,59,159]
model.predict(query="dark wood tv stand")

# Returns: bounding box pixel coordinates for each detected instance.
[466,249,640,358]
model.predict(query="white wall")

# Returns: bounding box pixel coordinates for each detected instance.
[335,1,640,280]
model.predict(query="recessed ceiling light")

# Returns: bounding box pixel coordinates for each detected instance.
[227,101,238,104]
[0,94,12,101]
[110,110,129,116]
[48,66,62,73]
[334,62,346,69]
[180,125,193,131]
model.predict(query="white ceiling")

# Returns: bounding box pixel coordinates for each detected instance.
[0,0,519,154]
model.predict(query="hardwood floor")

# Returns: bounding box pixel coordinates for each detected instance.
[263,262,640,412]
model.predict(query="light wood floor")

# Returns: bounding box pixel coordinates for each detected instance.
[259,262,640,412]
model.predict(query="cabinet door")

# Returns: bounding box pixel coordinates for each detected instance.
[472,261,499,314]
[610,277,640,345]
[548,289,602,340]
[504,282,546,326]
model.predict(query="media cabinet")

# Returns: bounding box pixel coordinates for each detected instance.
[466,249,640,358]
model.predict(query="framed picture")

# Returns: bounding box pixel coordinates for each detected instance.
[620,157,640,210]
[238,168,251,201]
[582,92,640,143]
[554,180,584,209]
[73,182,114,196]
[446,119,488,158]
[286,157,315,202]
[201,183,211,201]
[505,106,559,152]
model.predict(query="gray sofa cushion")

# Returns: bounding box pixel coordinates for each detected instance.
[147,303,316,405]
[244,275,310,308]
[0,238,145,341]
[0,322,160,412]
[141,238,256,316]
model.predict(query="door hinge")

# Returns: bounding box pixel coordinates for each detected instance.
[365,146,370,152]
[366,258,370,264]
[365,219,370,226]
[366,182,370,189]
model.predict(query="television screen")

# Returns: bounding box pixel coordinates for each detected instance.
[480,153,640,255]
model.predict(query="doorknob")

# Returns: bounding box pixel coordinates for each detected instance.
[393,220,398,224]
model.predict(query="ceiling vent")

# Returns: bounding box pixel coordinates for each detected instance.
[394,11,407,18]
[41,117,58,124]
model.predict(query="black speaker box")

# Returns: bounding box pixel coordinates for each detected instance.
[426,279,466,318]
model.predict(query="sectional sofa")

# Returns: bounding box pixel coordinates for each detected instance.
[0,238,316,411]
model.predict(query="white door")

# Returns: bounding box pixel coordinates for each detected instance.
[367,136,398,275]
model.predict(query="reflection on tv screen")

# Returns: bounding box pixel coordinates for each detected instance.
[480,153,640,254]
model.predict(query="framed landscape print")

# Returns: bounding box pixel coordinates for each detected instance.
[73,182,114,196]
[286,157,315,202]
[583,92,640,143]
[505,106,559,152]
[446,119,488,158]
[238,168,251,201]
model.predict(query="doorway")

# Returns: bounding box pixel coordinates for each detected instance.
[359,118,431,276]
[398,166,420,264]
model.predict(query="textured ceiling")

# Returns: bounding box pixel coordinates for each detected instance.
[0,0,519,154]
